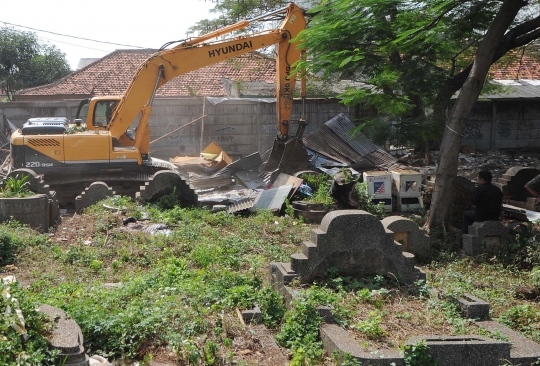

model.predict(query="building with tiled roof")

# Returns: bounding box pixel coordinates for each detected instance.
[489,54,540,80]
[14,49,277,101]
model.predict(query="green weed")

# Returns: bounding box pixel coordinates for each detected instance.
[353,310,386,339]
[257,287,286,328]
[0,174,33,198]
[0,282,60,365]
[404,340,438,366]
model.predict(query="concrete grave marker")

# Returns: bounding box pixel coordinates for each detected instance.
[75,182,114,214]
[381,216,431,262]
[271,210,425,294]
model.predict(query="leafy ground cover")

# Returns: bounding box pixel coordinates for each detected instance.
[0,196,539,365]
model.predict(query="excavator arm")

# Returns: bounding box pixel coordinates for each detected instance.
[107,3,307,157]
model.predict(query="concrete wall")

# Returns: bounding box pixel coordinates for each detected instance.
[0,97,350,161]
[462,100,540,151]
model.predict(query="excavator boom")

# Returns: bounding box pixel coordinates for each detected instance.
[107,3,308,173]
[9,3,309,204]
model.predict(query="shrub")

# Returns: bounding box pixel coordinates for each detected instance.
[0,282,59,365]
[352,182,386,219]
[257,287,286,328]
[0,175,33,198]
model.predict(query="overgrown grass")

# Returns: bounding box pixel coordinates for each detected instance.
[2,197,540,364]
[8,201,313,363]
[0,281,59,365]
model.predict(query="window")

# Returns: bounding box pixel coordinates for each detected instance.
[93,100,119,127]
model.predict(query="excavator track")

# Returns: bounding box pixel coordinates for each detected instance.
[42,159,180,206]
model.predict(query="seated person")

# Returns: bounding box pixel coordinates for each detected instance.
[524,174,540,204]
[462,170,503,234]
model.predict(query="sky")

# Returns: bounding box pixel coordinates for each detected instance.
[1,0,218,70]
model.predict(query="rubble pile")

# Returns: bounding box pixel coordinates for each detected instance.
[402,150,540,181]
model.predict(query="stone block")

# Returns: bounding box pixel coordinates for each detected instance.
[457,293,490,320]
[288,210,425,285]
[462,221,509,256]
[381,216,432,263]
[405,335,511,366]
[75,182,114,214]
[241,305,263,324]
[136,170,198,206]
[320,323,404,366]
[475,320,540,365]
[38,304,90,366]
[0,194,50,232]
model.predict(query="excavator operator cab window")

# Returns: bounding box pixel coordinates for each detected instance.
[94,100,119,127]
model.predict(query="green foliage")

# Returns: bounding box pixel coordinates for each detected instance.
[18,203,312,361]
[0,175,33,198]
[0,27,70,99]
[0,282,59,365]
[257,287,286,328]
[332,351,363,366]
[352,182,386,219]
[276,288,330,364]
[156,187,180,210]
[353,310,386,339]
[404,340,438,366]
[294,0,539,149]
[477,327,509,342]
[498,305,540,341]
[0,223,48,265]
[187,0,293,37]
[299,173,336,208]
[66,125,87,134]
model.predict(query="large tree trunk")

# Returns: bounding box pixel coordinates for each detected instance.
[426,0,526,231]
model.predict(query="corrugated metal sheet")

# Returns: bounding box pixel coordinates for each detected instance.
[303,125,365,164]
[234,170,269,190]
[213,152,262,177]
[253,184,293,210]
[228,197,256,214]
[303,113,396,168]
[325,114,378,155]
[190,176,233,190]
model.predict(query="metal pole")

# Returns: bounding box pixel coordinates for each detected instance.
[200,97,206,154]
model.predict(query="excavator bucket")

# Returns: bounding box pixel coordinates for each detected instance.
[260,137,309,175]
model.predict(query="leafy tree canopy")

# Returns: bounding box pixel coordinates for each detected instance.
[0,27,71,99]
[190,0,294,35]
[295,0,540,148]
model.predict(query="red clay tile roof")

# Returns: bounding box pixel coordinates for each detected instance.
[16,49,276,99]
[489,54,540,79]
[16,49,540,100]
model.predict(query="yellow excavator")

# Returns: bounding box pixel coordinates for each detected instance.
[9,3,309,202]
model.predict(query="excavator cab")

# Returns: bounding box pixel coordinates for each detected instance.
[75,97,121,130]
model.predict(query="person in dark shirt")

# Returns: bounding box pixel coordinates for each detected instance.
[462,170,503,234]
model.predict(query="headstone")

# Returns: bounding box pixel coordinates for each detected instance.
[136,170,197,205]
[75,182,114,214]
[381,216,431,263]
[462,221,509,256]
[270,210,425,292]
[38,304,90,366]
